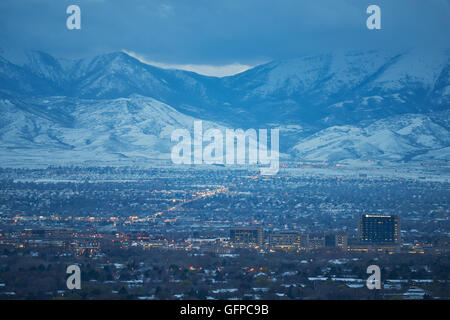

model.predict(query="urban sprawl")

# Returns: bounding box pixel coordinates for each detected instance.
[0,166,448,299]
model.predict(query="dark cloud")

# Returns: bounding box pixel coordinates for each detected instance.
[0,0,449,65]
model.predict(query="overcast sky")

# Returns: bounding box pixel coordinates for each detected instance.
[0,0,449,76]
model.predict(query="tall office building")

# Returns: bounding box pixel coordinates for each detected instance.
[359,214,400,244]
[230,226,263,246]
[269,231,308,250]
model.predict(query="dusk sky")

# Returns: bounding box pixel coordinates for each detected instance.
[0,0,449,76]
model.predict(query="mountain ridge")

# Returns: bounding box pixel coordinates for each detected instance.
[0,49,449,166]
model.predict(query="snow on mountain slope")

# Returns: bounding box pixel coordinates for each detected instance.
[0,49,449,166]
[367,48,449,91]
[65,95,226,158]
[228,49,449,100]
[0,56,56,96]
[3,49,449,129]
[73,52,171,99]
[292,114,450,162]
[236,51,395,99]
[0,96,226,165]
[0,98,65,148]
[222,49,450,127]
[413,147,450,161]
[18,51,220,105]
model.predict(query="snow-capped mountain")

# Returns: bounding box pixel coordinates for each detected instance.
[2,51,224,114]
[222,49,450,127]
[0,49,449,166]
[0,95,224,165]
[292,112,450,163]
[3,49,449,127]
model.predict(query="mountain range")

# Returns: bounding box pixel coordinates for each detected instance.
[0,49,449,166]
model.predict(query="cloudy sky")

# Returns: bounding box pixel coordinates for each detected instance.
[0,0,449,76]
